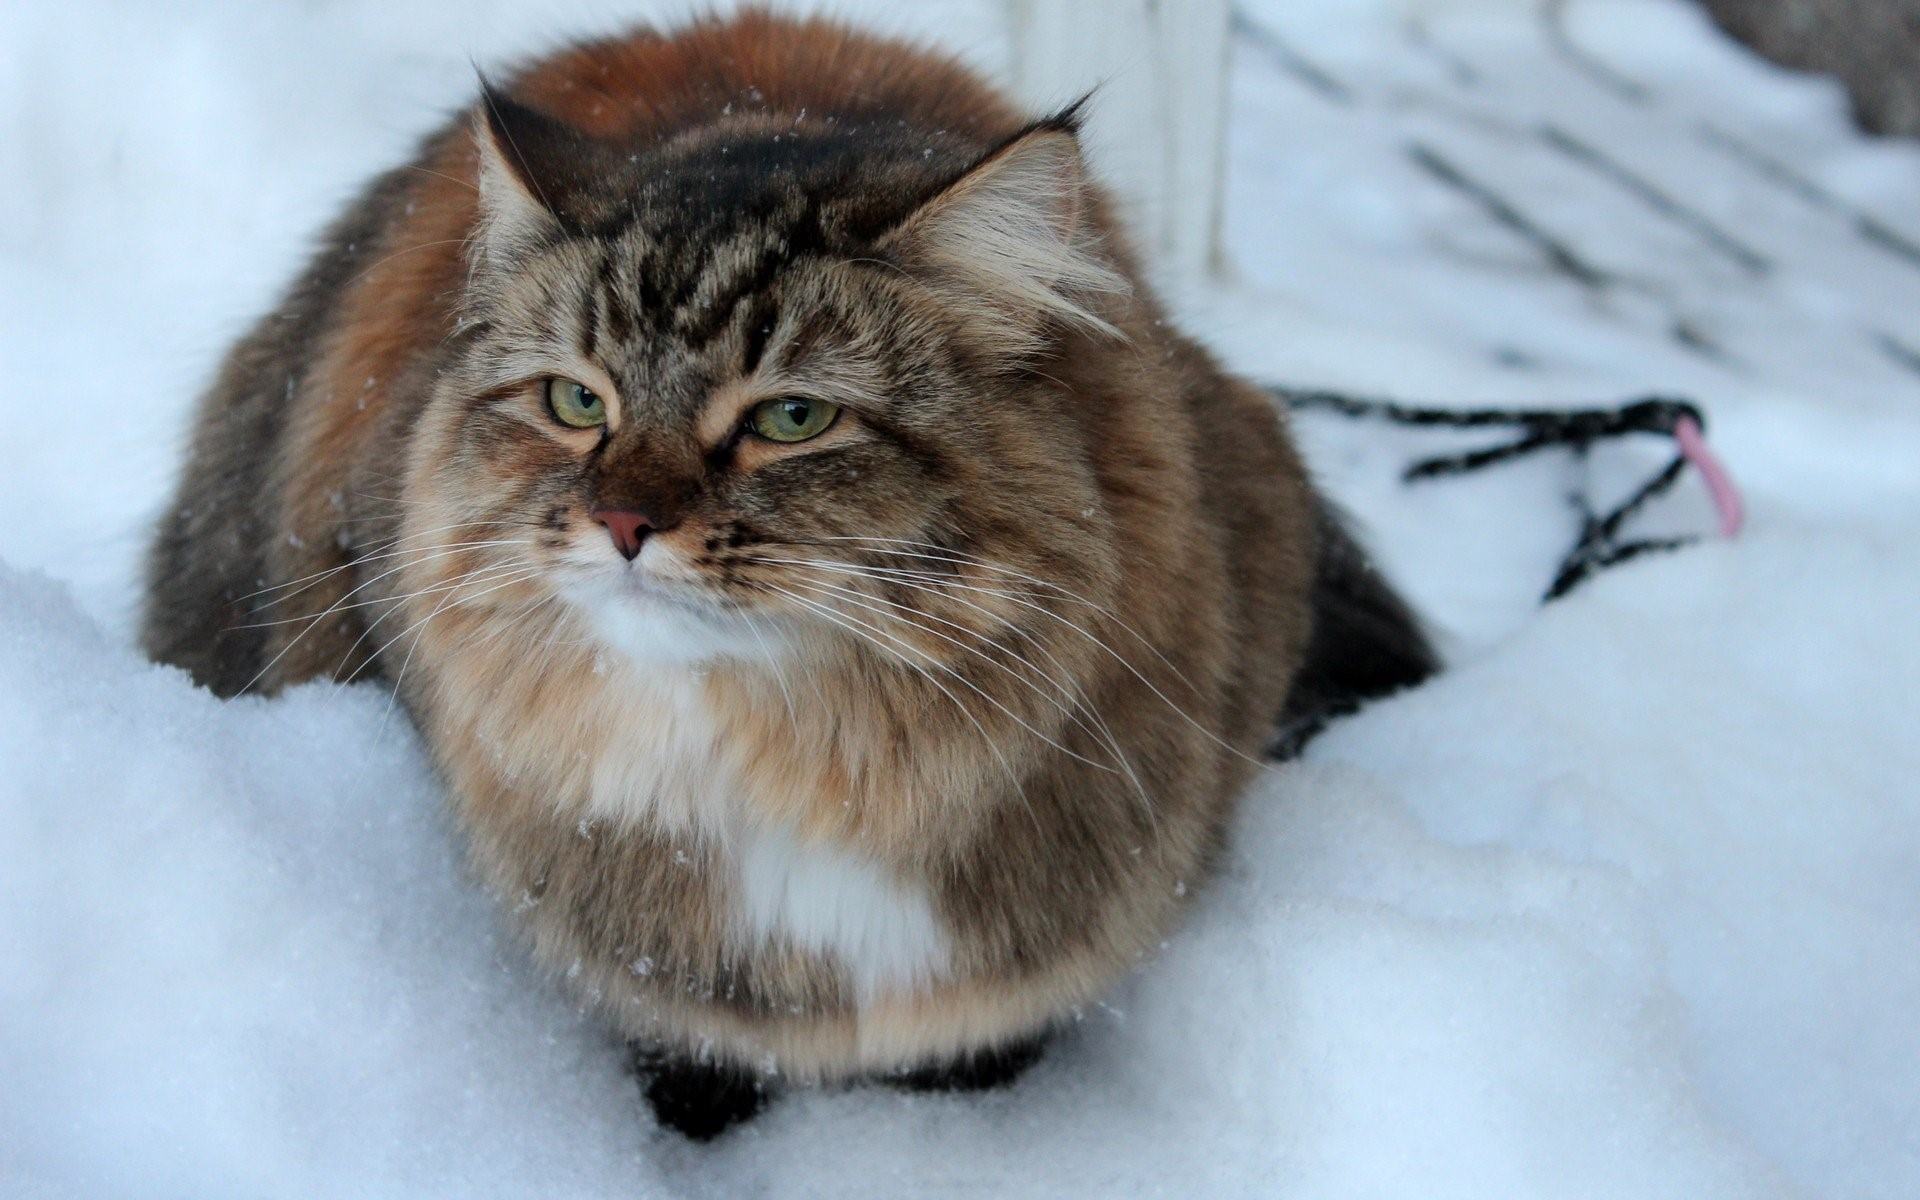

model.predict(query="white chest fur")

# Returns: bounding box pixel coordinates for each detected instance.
[733,822,949,1003]
[576,658,950,1004]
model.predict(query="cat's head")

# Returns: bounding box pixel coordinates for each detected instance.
[405,85,1132,669]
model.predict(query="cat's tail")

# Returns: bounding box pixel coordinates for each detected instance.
[1269,501,1439,759]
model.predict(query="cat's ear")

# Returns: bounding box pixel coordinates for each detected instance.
[881,109,1128,348]
[471,82,618,268]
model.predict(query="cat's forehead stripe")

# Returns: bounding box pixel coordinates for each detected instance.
[560,134,930,368]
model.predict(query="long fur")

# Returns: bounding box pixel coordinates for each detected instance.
[141,9,1430,1086]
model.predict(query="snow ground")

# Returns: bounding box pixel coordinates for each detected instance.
[2,1,1917,1196]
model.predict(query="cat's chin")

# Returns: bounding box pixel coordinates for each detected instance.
[560,574,770,668]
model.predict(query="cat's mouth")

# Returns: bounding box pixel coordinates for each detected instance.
[552,532,716,605]
[610,569,723,613]
[553,549,770,666]
[572,559,719,613]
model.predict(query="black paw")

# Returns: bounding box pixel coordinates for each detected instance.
[885,1033,1049,1093]
[630,1045,772,1141]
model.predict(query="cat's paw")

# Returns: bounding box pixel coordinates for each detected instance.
[630,1044,773,1141]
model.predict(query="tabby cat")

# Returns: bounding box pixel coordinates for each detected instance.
[143,10,1434,1139]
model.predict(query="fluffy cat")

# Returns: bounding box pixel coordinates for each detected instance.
[143,9,1433,1138]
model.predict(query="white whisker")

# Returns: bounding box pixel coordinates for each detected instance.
[754,542,1271,773]
[236,523,520,607]
[742,612,801,735]
[750,580,1038,827]
[777,574,1120,775]
[367,567,544,732]
[336,558,539,684]
[748,557,1157,818]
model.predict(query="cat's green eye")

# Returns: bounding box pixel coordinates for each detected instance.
[749,396,840,443]
[546,378,606,429]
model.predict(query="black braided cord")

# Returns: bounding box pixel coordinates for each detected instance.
[1270,387,1709,602]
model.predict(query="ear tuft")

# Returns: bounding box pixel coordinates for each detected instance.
[1039,91,1095,137]
[471,79,633,270]
[882,122,1129,350]
[471,82,568,270]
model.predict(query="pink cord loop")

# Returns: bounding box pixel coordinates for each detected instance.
[1672,415,1745,538]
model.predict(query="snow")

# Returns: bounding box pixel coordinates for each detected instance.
[3,1,1917,1196]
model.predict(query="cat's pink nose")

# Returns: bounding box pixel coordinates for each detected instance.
[592,508,654,561]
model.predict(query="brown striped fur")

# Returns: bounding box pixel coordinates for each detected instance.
[141,10,1392,1085]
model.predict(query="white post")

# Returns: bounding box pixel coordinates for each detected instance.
[1006,0,1232,283]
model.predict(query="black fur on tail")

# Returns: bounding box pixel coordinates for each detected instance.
[1270,502,1439,759]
